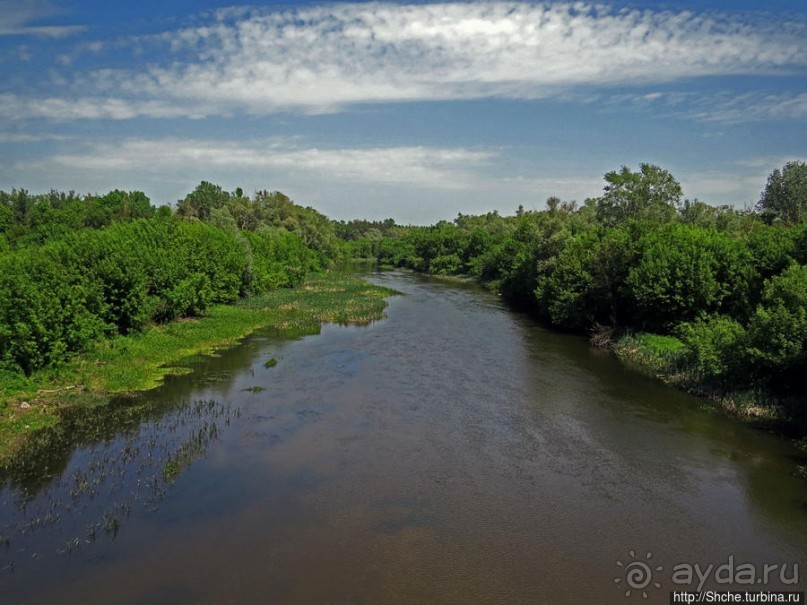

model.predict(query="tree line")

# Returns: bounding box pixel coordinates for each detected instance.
[0,183,339,376]
[2,161,805,403]
[360,161,807,400]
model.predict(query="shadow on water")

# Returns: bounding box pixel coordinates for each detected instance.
[497,295,807,533]
[588,336,805,510]
[0,397,237,574]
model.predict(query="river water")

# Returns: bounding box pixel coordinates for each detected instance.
[1,271,805,604]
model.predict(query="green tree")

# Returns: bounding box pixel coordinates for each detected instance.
[757,161,807,224]
[10,189,33,224]
[177,181,231,221]
[678,316,746,379]
[536,225,635,329]
[0,202,12,233]
[595,164,682,225]
[627,224,751,330]
[744,264,807,391]
[83,190,154,228]
[745,224,798,287]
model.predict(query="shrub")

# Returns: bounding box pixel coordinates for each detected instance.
[430,253,463,275]
[0,215,320,374]
[0,253,106,374]
[744,264,807,392]
[678,316,746,379]
[244,229,312,291]
[536,226,635,329]
[627,224,752,330]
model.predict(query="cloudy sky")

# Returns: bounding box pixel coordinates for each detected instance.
[0,0,804,223]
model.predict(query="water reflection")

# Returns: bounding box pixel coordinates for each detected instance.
[0,270,805,604]
[0,399,236,574]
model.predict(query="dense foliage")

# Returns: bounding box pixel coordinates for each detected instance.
[2,161,805,405]
[0,185,331,376]
[370,162,807,399]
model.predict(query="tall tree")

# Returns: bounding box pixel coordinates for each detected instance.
[757,160,807,224]
[595,163,682,225]
[177,181,230,221]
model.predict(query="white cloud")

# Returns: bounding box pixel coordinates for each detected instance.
[4,2,806,119]
[686,156,806,206]
[678,172,762,204]
[692,92,807,123]
[18,138,495,190]
[498,175,604,205]
[579,90,807,123]
[0,93,214,121]
[128,3,807,112]
[3,136,795,221]
[0,132,71,143]
[1,24,85,37]
[734,156,803,170]
[1,137,502,221]
[0,0,84,38]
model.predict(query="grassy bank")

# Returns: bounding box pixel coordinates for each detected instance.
[612,332,805,435]
[0,272,396,467]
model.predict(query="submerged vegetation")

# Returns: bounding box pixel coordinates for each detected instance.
[1,396,239,573]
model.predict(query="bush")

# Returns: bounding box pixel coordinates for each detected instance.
[627,224,752,330]
[0,214,321,374]
[430,253,463,275]
[179,221,246,304]
[536,226,635,329]
[244,229,312,291]
[0,253,106,374]
[678,316,746,379]
[744,264,807,392]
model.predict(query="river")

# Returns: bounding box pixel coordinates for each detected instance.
[1,270,805,604]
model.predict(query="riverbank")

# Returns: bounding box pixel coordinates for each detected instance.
[0,272,396,468]
[612,331,806,441]
[378,264,805,441]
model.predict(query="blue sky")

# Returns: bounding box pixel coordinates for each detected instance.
[0,0,804,223]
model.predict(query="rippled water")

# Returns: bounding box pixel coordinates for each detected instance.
[1,271,805,604]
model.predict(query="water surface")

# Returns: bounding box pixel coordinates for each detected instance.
[1,271,805,604]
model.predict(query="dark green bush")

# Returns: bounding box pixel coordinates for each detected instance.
[244,229,312,290]
[744,264,807,391]
[536,226,635,328]
[430,253,463,275]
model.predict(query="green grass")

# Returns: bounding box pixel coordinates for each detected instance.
[0,272,397,467]
[614,332,687,376]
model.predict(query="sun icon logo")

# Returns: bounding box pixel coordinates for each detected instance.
[614,550,663,599]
